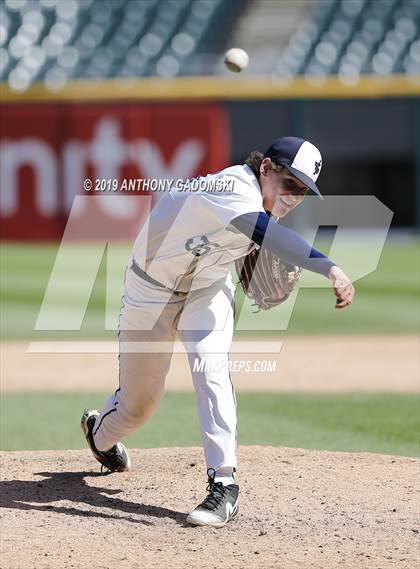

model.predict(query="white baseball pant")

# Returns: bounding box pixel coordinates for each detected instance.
[93,266,238,472]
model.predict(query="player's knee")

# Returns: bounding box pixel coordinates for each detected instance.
[189,337,226,359]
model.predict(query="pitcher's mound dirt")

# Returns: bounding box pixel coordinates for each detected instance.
[0,446,418,569]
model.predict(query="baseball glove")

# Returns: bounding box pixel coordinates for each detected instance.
[235,246,302,311]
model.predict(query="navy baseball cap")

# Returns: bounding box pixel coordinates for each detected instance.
[264,136,323,198]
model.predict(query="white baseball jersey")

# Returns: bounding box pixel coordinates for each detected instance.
[132,164,265,292]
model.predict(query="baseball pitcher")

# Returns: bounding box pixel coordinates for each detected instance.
[81,136,354,528]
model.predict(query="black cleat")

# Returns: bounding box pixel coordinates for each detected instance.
[186,468,239,527]
[81,409,131,474]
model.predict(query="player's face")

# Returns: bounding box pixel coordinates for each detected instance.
[259,158,308,218]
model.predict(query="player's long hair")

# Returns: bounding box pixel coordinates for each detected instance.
[245,151,283,179]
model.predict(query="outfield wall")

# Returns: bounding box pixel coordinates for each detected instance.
[1,75,418,239]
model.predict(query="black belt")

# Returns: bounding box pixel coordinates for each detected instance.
[130,260,185,295]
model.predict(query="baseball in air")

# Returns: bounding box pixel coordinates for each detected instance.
[224,48,249,73]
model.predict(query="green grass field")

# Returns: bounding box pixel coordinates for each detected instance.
[1,236,419,338]
[1,392,418,457]
[1,238,418,458]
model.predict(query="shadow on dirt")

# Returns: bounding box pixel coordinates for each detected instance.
[0,471,188,527]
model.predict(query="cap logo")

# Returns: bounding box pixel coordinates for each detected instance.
[313,160,322,176]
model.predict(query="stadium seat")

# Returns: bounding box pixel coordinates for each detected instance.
[1,0,418,89]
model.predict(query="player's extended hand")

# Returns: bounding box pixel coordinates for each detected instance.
[328,266,355,309]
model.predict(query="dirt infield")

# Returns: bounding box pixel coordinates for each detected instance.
[0,446,418,569]
[2,335,419,392]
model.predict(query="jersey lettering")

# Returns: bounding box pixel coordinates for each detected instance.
[185,235,220,257]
